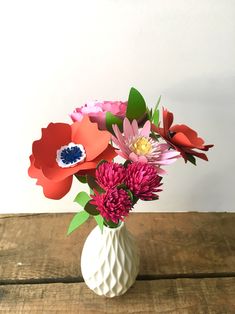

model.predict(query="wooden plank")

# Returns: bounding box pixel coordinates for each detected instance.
[0,278,235,313]
[0,213,235,282]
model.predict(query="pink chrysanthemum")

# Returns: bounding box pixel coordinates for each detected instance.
[91,188,132,223]
[125,162,163,200]
[96,162,126,189]
[112,118,180,175]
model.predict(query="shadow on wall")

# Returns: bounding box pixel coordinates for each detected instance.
[161,76,235,212]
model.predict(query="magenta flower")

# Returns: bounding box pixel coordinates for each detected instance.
[96,162,126,189]
[91,188,132,223]
[71,100,127,130]
[125,162,163,200]
[112,118,180,175]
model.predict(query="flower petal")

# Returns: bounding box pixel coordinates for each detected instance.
[28,155,73,199]
[33,123,71,168]
[71,116,111,161]
[140,120,151,137]
[123,118,134,138]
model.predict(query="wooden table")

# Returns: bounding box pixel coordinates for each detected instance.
[0,213,235,313]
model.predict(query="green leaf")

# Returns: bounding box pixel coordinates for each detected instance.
[127,189,134,203]
[74,191,91,207]
[186,153,197,166]
[152,109,159,126]
[106,112,123,134]
[123,160,132,168]
[117,183,128,190]
[151,95,161,126]
[87,175,105,194]
[94,215,104,232]
[155,95,161,110]
[74,174,87,184]
[84,201,100,216]
[126,87,147,121]
[67,211,89,235]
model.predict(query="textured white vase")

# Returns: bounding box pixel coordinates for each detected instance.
[81,222,140,297]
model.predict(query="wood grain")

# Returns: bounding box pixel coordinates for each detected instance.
[0,213,235,283]
[0,278,235,313]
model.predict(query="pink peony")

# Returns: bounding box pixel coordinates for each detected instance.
[91,188,132,223]
[125,162,163,200]
[96,162,126,189]
[71,100,127,130]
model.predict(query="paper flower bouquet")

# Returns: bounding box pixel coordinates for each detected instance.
[28,87,213,297]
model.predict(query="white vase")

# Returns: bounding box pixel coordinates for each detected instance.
[81,221,140,297]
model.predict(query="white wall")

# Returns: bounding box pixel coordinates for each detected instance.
[0,0,234,213]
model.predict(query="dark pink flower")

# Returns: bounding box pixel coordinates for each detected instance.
[91,188,132,223]
[125,162,163,200]
[96,162,126,189]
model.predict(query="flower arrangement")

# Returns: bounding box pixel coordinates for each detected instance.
[28,87,213,233]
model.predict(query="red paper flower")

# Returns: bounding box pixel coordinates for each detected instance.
[28,116,116,199]
[153,108,213,163]
[91,188,132,223]
[96,162,126,189]
[125,162,162,200]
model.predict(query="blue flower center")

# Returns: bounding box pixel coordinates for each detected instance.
[60,146,83,165]
[56,143,86,168]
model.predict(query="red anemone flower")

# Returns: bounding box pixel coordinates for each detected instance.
[152,108,213,163]
[28,116,116,199]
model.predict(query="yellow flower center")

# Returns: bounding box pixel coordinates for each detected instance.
[132,137,152,155]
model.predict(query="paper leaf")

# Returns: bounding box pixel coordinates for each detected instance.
[87,175,104,194]
[186,153,197,166]
[153,109,159,126]
[151,96,161,126]
[126,87,147,121]
[67,211,89,235]
[123,160,132,168]
[94,215,104,232]
[127,189,134,204]
[84,201,100,216]
[75,175,87,184]
[74,191,91,207]
[106,112,123,134]
[155,95,161,110]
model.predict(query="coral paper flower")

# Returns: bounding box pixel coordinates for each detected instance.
[112,118,180,175]
[153,108,214,162]
[91,188,132,223]
[71,100,127,130]
[125,162,163,200]
[96,162,126,189]
[28,116,116,199]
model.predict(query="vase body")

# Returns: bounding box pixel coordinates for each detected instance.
[81,222,139,297]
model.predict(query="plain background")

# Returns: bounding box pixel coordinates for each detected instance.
[0,0,234,213]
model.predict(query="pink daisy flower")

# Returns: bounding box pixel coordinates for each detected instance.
[112,118,180,175]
